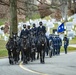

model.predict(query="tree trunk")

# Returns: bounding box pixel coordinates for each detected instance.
[9,0,18,37]
[60,0,68,21]
[73,0,76,13]
[68,0,71,9]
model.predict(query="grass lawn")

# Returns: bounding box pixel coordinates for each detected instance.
[69,37,76,44]
[61,46,76,52]
[0,49,8,57]
[0,40,8,57]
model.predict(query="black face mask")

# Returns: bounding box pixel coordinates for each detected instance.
[33,24,35,27]
[24,27,26,28]
[33,25,35,27]
[39,22,42,26]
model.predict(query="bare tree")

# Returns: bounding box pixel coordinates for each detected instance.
[9,0,17,37]
[0,0,76,21]
[60,0,68,21]
[73,0,76,13]
[68,0,72,9]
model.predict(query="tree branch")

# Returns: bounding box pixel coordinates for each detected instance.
[37,0,64,9]
[0,0,9,6]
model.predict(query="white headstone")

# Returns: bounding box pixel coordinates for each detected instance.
[29,19,33,25]
[46,20,54,28]
[4,35,8,41]
[68,16,73,21]
[51,19,56,23]
[58,22,62,25]
[66,22,73,31]
[26,21,30,26]
[73,14,76,19]
[73,18,76,25]
[41,19,47,25]
[0,29,3,35]
[59,34,64,40]
[67,30,75,39]
[34,19,39,27]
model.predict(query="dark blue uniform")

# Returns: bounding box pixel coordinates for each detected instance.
[63,36,69,54]
[37,26,46,35]
[31,27,37,36]
[20,29,29,38]
[36,25,46,46]
[28,29,32,36]
[48,35,53,56]
[55,36,59,55]
[36,22,47,61]
[52,36,56,56]
[57,36,62,55]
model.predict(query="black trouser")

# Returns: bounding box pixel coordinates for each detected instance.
[64,46,67,54]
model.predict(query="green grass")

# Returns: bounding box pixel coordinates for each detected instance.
[61,46,76,52]
[69,37,76,44]
[0,49,8,57]
[0,21,4,26]
[0,19,7,26]
[0,19,4,25]
[0,40,8,57]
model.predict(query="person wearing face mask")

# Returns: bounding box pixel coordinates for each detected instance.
[37,21,49,58]
[37,21,46,36]
[20,24,29,38]
[31,23,37,36]
[20,24,29,61]
[27,25,31,36]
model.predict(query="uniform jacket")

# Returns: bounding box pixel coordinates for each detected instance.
[20,29,29,38]
[63,37,69,47]
[37,26,46,35]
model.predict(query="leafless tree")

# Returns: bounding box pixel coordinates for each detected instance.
[0,0,76,20]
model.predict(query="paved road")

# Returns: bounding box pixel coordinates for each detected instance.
[0,52,76,75]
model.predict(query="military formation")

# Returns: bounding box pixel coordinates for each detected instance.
[49,34,62,56]
[6,21,69,65]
